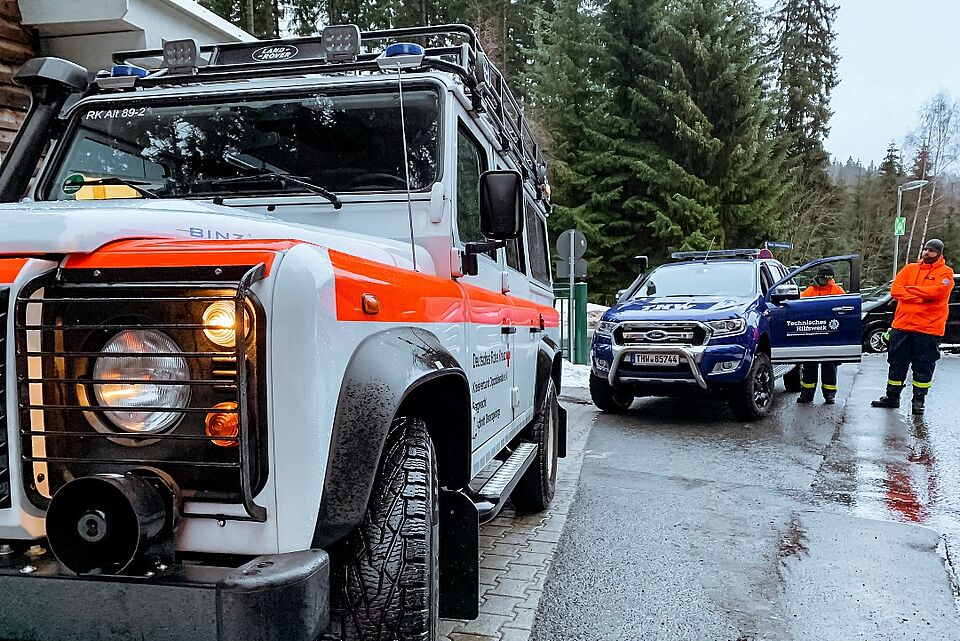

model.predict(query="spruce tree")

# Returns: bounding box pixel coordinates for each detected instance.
[767,0,840,188]
[525,0,608,261]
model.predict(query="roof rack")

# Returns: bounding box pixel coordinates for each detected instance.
[104,24,548,197]
[671,249,767,261]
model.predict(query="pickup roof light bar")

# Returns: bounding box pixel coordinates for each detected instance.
[671,249,773,261]
[102,24,548,197]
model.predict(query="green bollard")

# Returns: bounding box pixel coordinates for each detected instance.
[575,282,588,364]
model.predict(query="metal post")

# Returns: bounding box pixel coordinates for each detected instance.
[894,185,903,281]
[568,235,575,362]
[574,282,588,365]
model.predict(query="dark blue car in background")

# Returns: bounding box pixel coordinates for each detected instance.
[590,249,863,420]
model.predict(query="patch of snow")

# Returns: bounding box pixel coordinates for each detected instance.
[562,359,592,389]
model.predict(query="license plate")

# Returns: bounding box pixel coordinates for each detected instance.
[630,353,679,366]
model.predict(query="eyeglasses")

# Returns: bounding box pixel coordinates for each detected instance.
[923,248,940,254]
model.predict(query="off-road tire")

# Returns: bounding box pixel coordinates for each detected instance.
[339,417,439,641]
[589,373,633,412]
[782,365,802,393]
[729,352,774,421]
[511,380,559,513]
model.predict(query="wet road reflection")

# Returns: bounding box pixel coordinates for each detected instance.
[814,354,960,549]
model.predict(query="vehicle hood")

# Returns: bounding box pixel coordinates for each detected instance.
[862,295,893,314]
[0,200,432,272]
[605,296,755,321]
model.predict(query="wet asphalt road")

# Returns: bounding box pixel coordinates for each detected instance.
[535,355,960,641]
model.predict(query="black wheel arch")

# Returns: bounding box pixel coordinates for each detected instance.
[312,327,470,548]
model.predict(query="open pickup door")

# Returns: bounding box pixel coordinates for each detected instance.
[766,255,863,364]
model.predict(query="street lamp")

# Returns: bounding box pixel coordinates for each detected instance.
[893,179,930,280]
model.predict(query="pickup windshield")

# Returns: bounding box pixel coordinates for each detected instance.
[632,261,757,298]
[41,89,440,201]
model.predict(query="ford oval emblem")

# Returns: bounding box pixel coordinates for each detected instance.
[252,45,298,62]
[645,330,668,341]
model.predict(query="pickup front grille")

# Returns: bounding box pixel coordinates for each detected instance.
[615,321,707,347]
[0,288,9,509]
[13,266,268,522]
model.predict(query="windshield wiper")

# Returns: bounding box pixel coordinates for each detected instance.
[70,177,159,199]
[211,172,342,209]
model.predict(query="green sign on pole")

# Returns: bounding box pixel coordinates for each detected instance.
[894,217,907,236]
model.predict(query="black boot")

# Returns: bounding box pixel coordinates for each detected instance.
[823,393,836,405]
[872,395,900,408]
[912,395,925,415]
[797,391,814,404]
[872,384,902,408]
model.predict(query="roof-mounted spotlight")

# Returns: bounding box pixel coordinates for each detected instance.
[162,38,200,74]
[321,24,361,62]
[377,43,425,71]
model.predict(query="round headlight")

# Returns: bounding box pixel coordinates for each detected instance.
[93,329,190,434]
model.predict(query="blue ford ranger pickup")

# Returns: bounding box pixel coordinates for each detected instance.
[589,249,863,420]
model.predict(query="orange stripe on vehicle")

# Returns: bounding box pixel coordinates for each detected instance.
[0,258,28,284]
[329,249,560,327]
[64,239,308,276]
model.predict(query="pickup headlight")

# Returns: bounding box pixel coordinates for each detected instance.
[596,321,618,336]
[706,318,747,338]
[92,329,191,433]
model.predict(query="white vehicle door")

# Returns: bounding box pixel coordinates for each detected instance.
[453,123,513,453]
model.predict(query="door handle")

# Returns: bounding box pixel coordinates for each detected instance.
[832,306,855,312]
[501,326,517,335]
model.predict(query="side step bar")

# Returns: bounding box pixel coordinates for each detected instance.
[472,442,538,524]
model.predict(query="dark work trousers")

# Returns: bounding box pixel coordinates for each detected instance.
[885,329,942,399]
[800,362,839,398]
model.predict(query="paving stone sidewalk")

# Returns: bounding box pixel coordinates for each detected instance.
[440,388,594,641]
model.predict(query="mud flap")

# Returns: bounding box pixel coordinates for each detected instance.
[558,404,567,458]
[439,488,479,619]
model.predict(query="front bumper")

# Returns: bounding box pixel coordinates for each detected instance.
[0,545,329,641]
[593,341,749,389]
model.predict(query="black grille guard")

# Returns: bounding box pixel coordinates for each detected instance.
[13,264,268,523]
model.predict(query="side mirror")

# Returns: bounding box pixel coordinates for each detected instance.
[479,170,523,240]
[616,288,627,302]
[634,255,648,273]
[770,283,801,304]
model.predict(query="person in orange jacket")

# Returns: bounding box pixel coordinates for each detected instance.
[797,264,846,404]
[872,238,954,414]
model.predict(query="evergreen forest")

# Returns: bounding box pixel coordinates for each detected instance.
[202,0,960,302]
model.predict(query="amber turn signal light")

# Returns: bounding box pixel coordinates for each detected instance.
[361,293,380,315]
[205,402,239,447]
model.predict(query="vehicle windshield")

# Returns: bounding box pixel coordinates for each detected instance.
[863,280,892,301]
[41,88,441,201]
[631,261,757,298]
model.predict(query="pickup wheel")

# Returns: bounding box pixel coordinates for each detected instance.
[729,352,774,421]
[782,364,802,393]
[589,373,633,412]
[511,379,559,513]
[864,326,889,353]
[339,417,439,641]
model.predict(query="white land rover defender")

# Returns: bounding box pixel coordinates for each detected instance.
[0,25,565,641]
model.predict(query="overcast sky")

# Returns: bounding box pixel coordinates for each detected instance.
[760,0,960,166]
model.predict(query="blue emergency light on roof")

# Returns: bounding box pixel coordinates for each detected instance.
[377,42,425,70]
[385,43,425,57]
[111,64,149,78]
[671,249,766,261]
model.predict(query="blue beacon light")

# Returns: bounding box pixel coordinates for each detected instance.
[110,64,149,78]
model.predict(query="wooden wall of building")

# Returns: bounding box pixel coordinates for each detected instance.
[0,0,36,155]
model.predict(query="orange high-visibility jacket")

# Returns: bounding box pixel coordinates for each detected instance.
[801,280,846,297]
[890,256,955,336]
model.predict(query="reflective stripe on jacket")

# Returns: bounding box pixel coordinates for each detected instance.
[890,256,954,336]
